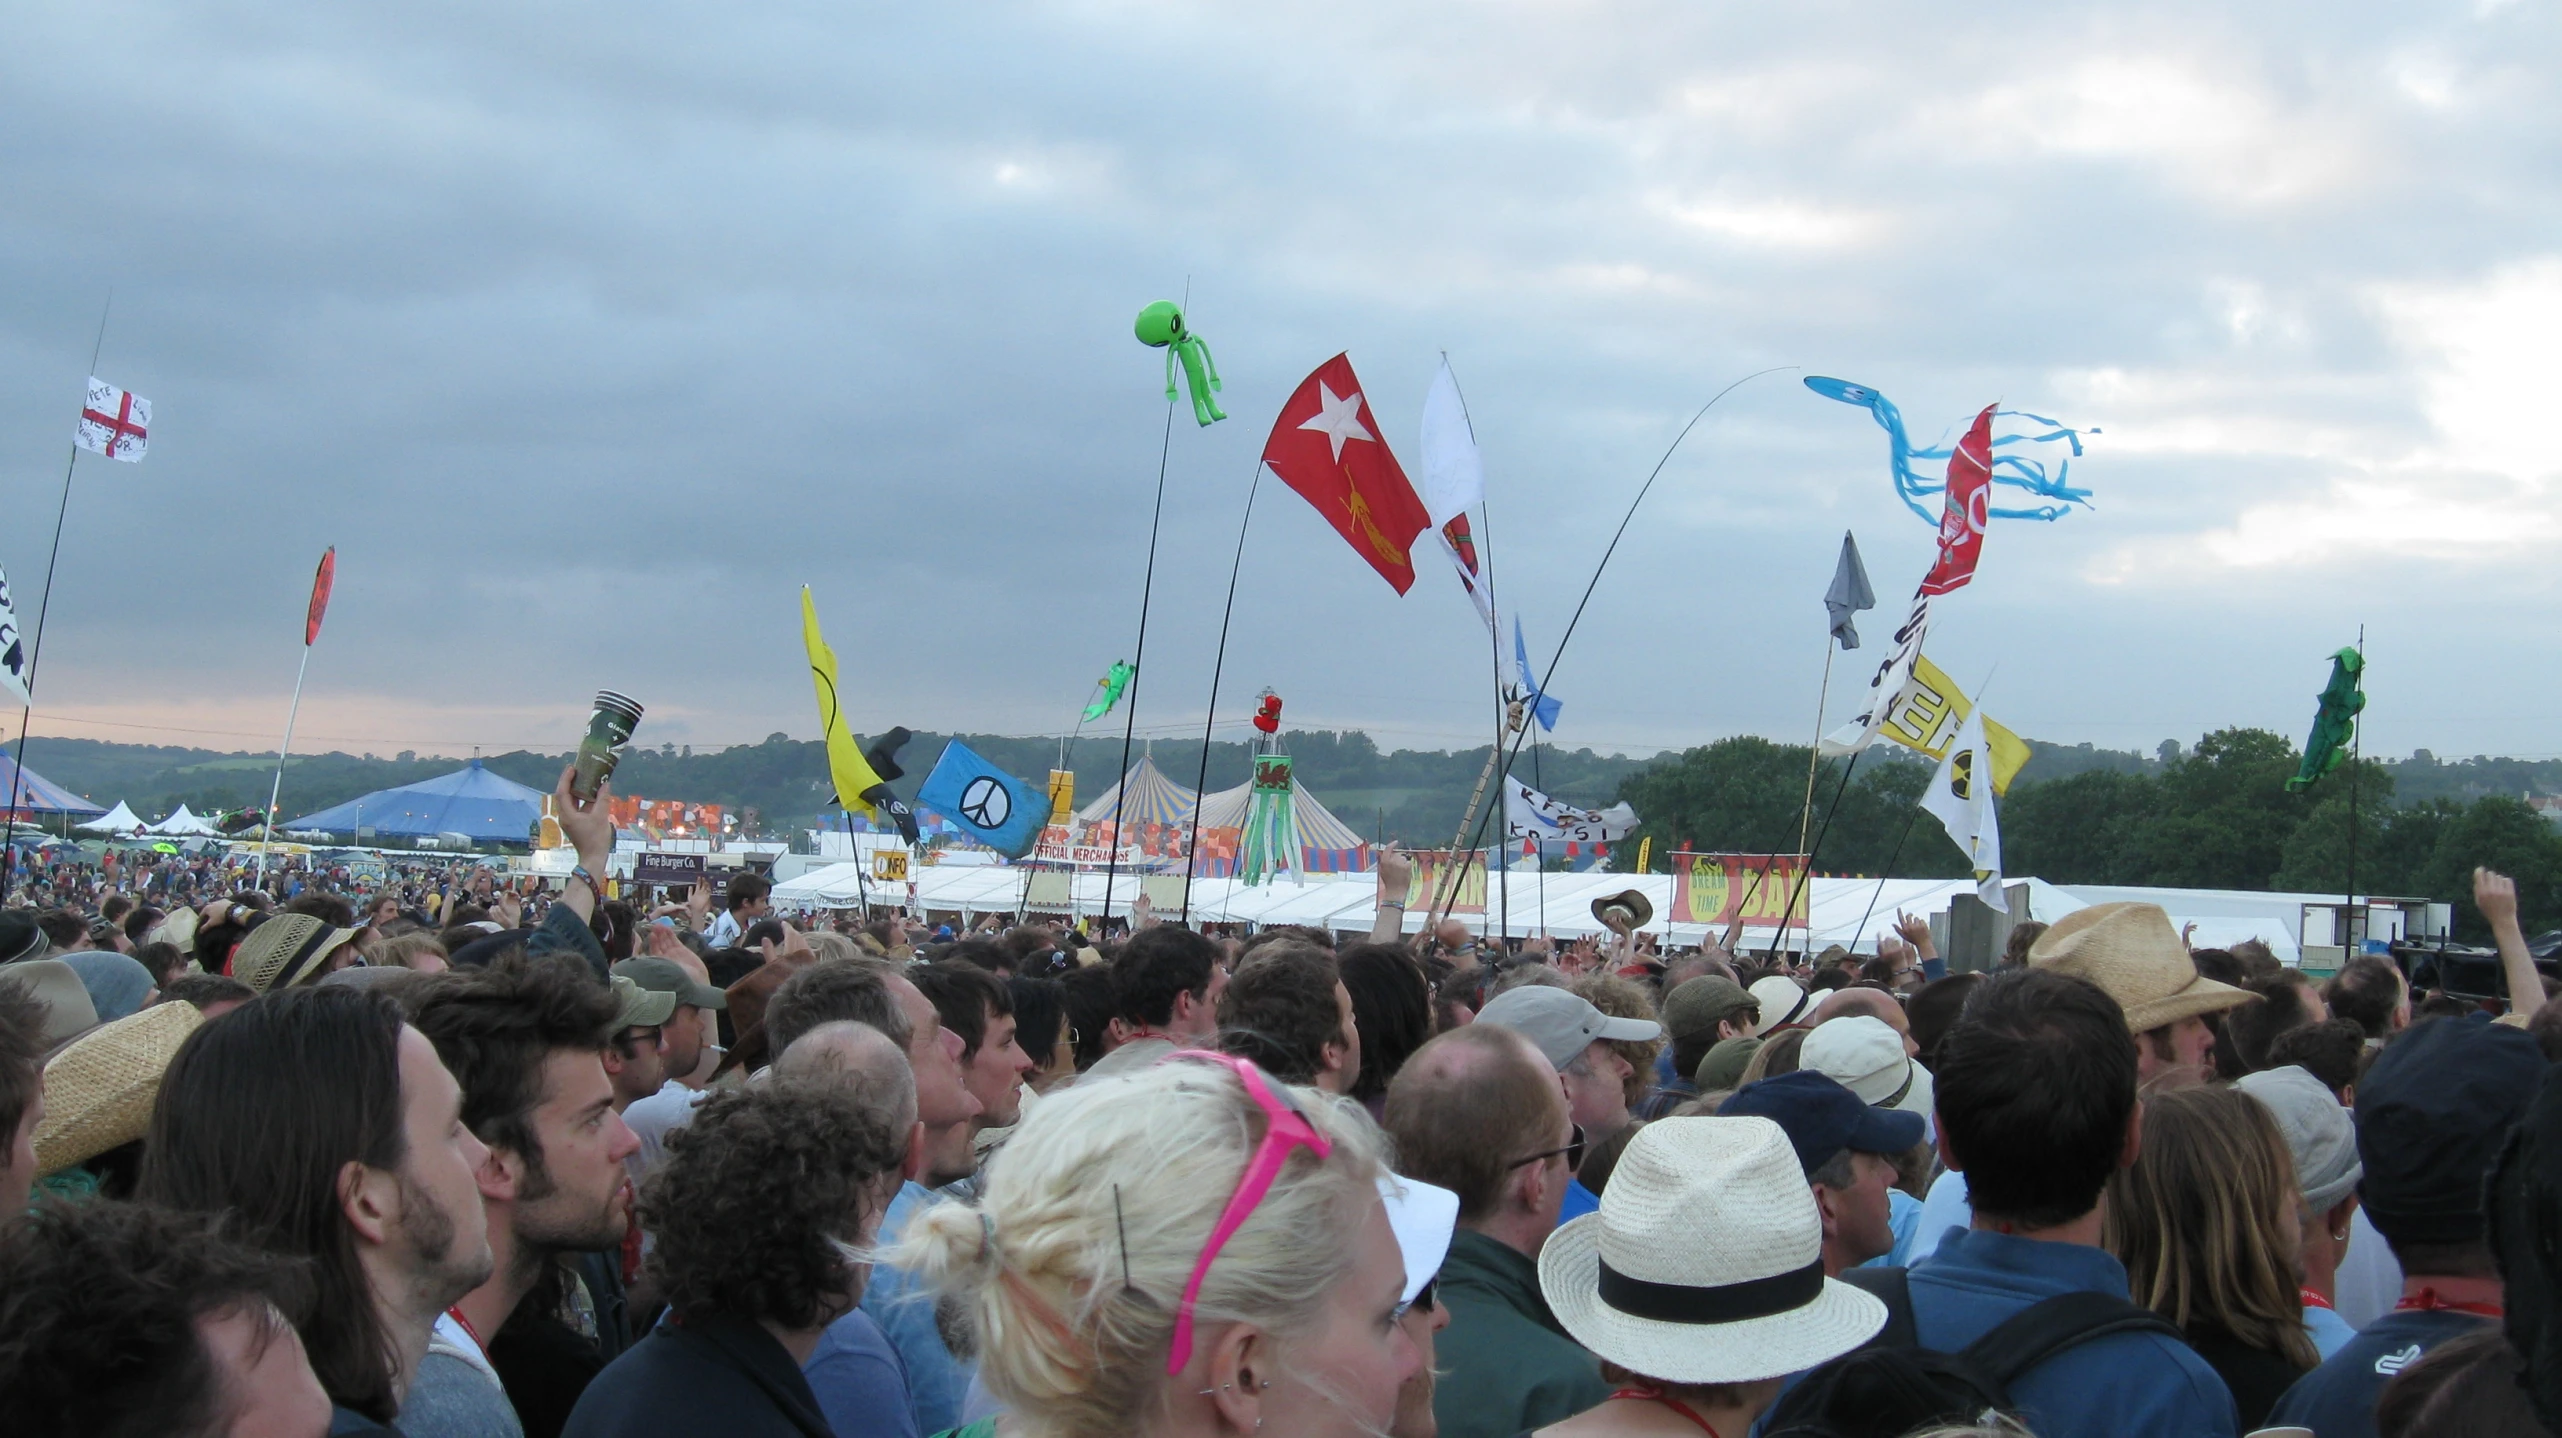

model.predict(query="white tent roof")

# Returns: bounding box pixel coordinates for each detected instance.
[147,804,226,837]
[776,863,2353,959]
[77,800,146,834]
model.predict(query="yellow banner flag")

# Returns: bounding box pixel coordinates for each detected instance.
[801,587,895,819]
[1873,655,2032,796]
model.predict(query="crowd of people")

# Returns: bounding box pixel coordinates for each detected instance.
[2,768,2559,1438]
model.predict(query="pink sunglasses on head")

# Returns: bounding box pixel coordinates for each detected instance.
[1157,1050,1333,1373]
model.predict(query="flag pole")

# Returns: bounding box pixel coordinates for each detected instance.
[2345,624,2365,944]
[1181,456,1267,922]
[252,643,313,887]
[1442,367,1793,893]
[4,294,112,892]
[1096,283,1183,933]
[1797,644,1835,855]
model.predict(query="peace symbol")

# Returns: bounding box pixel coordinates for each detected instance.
[959,776,1011,830]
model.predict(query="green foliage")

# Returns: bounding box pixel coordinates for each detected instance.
[1615,736,1957,878]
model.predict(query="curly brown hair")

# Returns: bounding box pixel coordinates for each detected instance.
[639,1078,909,1330]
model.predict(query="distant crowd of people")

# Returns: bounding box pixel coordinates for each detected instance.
[2,771,2559,1438]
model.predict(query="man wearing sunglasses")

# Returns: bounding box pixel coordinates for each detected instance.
[1385,1025,1611,1438]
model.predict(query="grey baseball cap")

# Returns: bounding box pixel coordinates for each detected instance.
[613,956,728,1011]
[1477,985,1661,1071]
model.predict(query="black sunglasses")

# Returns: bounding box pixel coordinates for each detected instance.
[1509,1123,1585,1173]
[1396,1276,1438,1320]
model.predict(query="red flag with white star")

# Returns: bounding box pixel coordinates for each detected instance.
[1261,354,1432,594]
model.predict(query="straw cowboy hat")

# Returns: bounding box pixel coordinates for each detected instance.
[231,913,358,994]
[32,999,204,1174]
[2029,902,2255,1033]
[1539,1116,1886,1384]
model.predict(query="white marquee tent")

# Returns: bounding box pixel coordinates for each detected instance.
[77,800,147,835]
[146,804,226,837]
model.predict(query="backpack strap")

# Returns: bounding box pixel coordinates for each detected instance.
[1837,1266,1918,1351]
[1959,1289,2189,1389]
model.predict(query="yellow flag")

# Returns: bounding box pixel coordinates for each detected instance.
[1877,654,2032,796]
[801,587,893,818]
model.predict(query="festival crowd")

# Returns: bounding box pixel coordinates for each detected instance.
[2,767,2559,1438]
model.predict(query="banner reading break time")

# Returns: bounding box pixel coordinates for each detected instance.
[1405,849,1488,915]
[1670,853,1810,929]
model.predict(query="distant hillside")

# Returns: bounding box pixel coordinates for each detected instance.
[4,730,1660,847]
[16,728,2550,854]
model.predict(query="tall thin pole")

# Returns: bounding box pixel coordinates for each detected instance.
[2345,625,2365,949]
[1101,349,1181,931]
[1182,458,1266,921]
[253,644,314,885]
[1797,644,1836,856]
[4,295,113,889]
[1443,367,1792,887]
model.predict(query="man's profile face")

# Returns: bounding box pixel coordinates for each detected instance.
[963,1002,1036,1129]
[1560,1040,1632,1134]
[1823,1149,1898,1268]
[393,1026,495,1305]
[517,1048,640,1251]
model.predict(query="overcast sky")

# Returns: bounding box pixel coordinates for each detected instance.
[4,1,2558,767]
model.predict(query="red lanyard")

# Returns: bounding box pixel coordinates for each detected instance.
[1610,1387,1723,1438]
[2300,1287,2333,1311]
[2394,1287,2503,1318]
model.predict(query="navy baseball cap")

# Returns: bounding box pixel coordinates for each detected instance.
[2356,1013,2544,1247]
[1723,1069,1927,1176]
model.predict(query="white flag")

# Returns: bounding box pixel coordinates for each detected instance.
[1417,359,1484,527]
[1819,585,1931,755]
[0,564,27,704]
[1919,708,2006,912]
[76,376,151,461]
[1504,777,1639,843]
[1420,360,1495,633]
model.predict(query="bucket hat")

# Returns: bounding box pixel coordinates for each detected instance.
[1538,1115,1886,1384]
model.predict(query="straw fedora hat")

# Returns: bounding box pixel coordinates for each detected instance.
[2029,902,2255,1033]
[232,913,358,994]
[1538,1115,1885,1384]
[1591,888,1654,931]
[32,999,204,1174]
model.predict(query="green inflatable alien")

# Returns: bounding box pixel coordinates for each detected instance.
[1135,300,1225,426]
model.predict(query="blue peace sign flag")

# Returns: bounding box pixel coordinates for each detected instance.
[915,741,1049,858]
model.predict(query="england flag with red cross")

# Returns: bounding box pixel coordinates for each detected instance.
[76,376,150,461]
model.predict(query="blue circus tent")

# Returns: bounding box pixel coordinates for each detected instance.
[0,751,106,817]
[283,760,546,841]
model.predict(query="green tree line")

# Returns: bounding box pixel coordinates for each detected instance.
[1616,727,2562,941]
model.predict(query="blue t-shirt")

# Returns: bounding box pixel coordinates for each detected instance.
[1556,1177,1601,1223]
[2303,1301,2357,1360]
[1904,1228,2238,1438]
[2266,1308,2489,1438]
[804,1308,922,1438]
[860,1182,975,1437]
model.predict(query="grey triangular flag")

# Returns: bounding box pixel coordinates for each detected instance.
[1824,531,1876,650]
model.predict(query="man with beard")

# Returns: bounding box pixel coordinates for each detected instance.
[142,984,495,1435]
[402,957,643,1438]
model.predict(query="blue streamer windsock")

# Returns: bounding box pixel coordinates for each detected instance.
[1513,616,1563,732]
[1804,376,2098,524]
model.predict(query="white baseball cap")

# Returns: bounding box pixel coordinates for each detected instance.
[1477,986,1662,1071]
[1377,1172,1460,1306]
[1800,1015,1934,1116]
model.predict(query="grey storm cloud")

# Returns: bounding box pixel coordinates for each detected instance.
[3,1,2559,760]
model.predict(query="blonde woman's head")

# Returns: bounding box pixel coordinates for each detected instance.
[2104,1084,2318,1371]
[891,1055,1416,1438]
